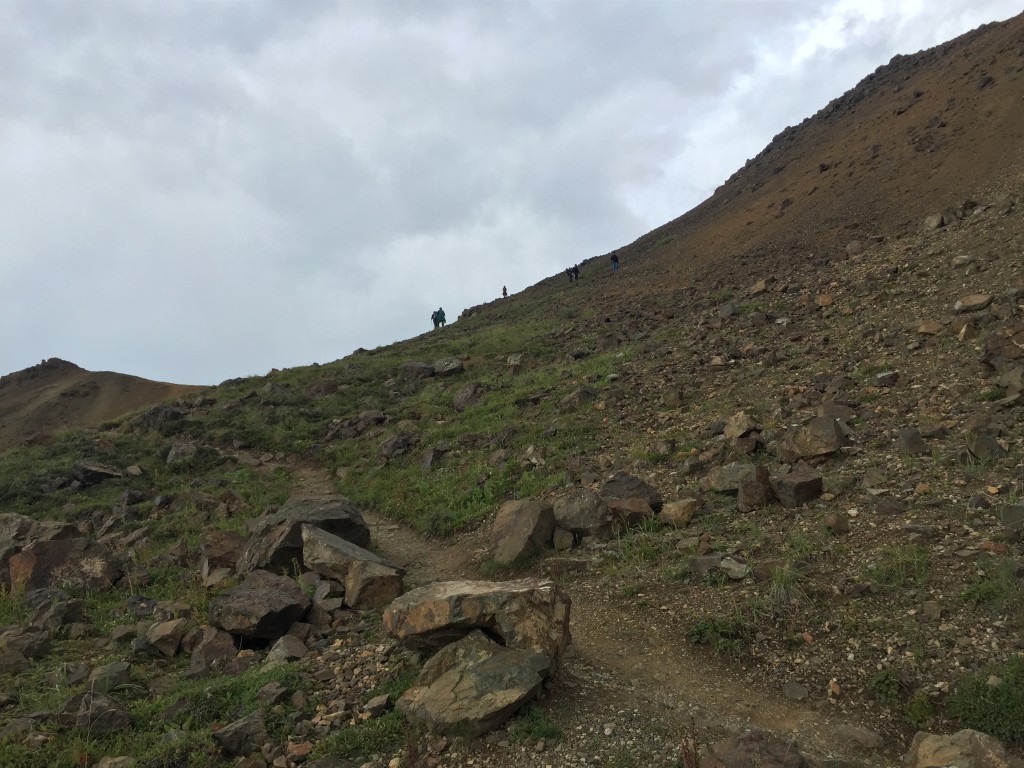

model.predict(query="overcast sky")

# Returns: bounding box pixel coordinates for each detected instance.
[2,1,1020,385]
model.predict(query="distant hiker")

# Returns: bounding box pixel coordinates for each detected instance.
[502,285,508,299]
[572,264,580,281]
[431,310,439,330]
[610,252,619,271]
[565,268,573,282]
[436,307,446,327]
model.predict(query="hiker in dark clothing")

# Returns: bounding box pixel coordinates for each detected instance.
[502,285,508,299]
[565,268,573,282]
[436,307,446,327]
[431,310,439,329]
[572,264,580,281]
[610,252,619,271]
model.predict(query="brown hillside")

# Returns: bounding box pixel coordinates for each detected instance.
[616,13,1024,286]
[0,358,199,451]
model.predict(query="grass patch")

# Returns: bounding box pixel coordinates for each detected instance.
[867,544,930,587]
[947,656,1024,744]
[961,558,1023,613]
[307,709,407,763]
[685,617,751,656]
[508,703,563,742]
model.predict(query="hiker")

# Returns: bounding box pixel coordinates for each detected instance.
[502,285,508,299]
[565,268,573,282]
[430,310,438,330]
[436,307,446,327]
[610,252,619,271]
[572,264,580,281]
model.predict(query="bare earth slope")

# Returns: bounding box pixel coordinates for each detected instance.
[0,358,198,451]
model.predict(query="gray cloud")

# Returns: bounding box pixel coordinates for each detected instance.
[1,0,1020,383]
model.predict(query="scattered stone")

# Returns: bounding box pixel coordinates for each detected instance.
[917,320,943,335]
[433,357,464,377]
[599,473,663,512]
[145,618,187,658]
[737,465,775,512]
[552,528,575,551]
[553,489,612,538]
[835,723,884,750]
[824,513,850,535]
[266,634,308,665]
[874,370,899,386]
[88,661,132,693]
[955,294,993,313]
[702,729,810,768]
[213,711,268,757]
[660,498,699,528]
[782,682,809,701]
[187,625,238,677]
[719,557,749,580]
[8,539,123,592]
[776,416,848,463]
[701,463,756,494]
[897,428,930,456]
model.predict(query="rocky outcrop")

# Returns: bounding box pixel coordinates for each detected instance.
[8,538,122,592]
[904,728,1024,768]
[301,524,404,609]
[237,495,371,574]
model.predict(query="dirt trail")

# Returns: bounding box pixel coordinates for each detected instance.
[293,464,893,766]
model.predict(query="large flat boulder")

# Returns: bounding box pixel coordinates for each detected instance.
[776,416,849,463]
[9,539,123,592]
[599,473,663,512]
[397,630,551,737]
[904,728,1024,768]
[207,570,310,640]
[383,578,571,668]
[489,500,555,565]
[237,495,371,574]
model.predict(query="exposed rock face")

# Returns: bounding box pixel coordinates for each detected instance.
[213,712,268,757]
[489,500,555,565]
[904,728,1024,768]
[8,538,123,592]
[208,570,310,640]
[237,495,371,574]
[382,578,571,667]
[397,630,551,737]
[345,560,405,610]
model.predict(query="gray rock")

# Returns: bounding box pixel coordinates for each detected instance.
[207,570,310,640]
[700,463,756,494]
[212,712,267,757]
[702,729,809,767]
[553,489,611,537]
[490,500,555,565]
[737,465,775,512]
[897,428,930,456]
[770,462,823,508]
[57,692,131,734]
[237,494,370,574]
[599,473,663,512]
[88,662,132,693]
[433,357,464,376]
[187,625,238,677]
[397,630,551,738]
[399,361,435,379]
[904,728,1024,768]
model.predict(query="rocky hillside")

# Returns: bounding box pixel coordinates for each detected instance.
[0,13,1022,768]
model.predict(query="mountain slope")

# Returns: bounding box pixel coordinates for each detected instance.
[0,358,199,451]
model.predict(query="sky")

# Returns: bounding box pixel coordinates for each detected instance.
[2,1,1021,385]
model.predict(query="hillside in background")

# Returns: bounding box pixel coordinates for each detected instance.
[0,13,1022,768]
[0,358,199,452]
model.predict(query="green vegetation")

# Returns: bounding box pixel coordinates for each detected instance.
[961,558,1023,613]
[685,616,751,656]
[948,656,1024,744]
[867,544,930,588]
[508,703,563,742]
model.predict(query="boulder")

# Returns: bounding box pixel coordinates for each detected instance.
[453,383,484,412]
[770,462,823,508]
[904,728,1024,768]
[660,498,698,527]
[776,416,849,463]
[397,630,551,738]
[702,730,809,768]
[605,498,655,528]
[433,357,464,376]
[208,570,310,640]
[724,411,757,439]
[955,294,993,313]
[345,560,404,609]
[737,465,775,512]
[88,661,132,694]
[383,578,571,667]
[399,361,435,379]
[489,500,555,565]
[553,489,612,538]
[72,461,124,486]
[145,618,187,657]
[599,473,663,512]
[187,625,238,677]
[898,428,930,456]
[301,524,403,585]
[237,495,370,574]
[700,463,756,494]
[213,712,268,757]
[56,692,131,734]
[9,538,122,592]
